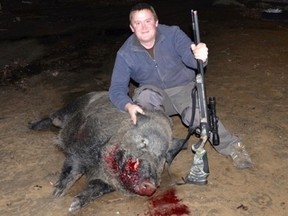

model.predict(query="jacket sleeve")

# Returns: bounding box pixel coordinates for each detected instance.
[109,52,133,111]
[173,26,208,68]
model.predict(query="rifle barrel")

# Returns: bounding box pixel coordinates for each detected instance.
[191,10,200,45]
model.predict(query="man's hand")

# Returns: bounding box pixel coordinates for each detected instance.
[125,103,145,125]
[191,42,208,62]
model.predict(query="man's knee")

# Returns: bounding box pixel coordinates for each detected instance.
[133,88,164,111]
[181,107,200,127]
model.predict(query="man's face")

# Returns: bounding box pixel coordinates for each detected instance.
[129,9,158,47]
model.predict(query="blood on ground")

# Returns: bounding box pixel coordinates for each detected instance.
[145,188,190,216]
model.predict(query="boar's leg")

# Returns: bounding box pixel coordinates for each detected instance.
[69,179,115,212]
[166,138,188,165]
[53,158,85,197]
[28,92,94,130]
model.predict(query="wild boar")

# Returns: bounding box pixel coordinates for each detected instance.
[29,91,181,212]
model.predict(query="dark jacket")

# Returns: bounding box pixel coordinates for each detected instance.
[109,24,200,110]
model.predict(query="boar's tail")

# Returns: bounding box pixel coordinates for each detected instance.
[28,117,53,131]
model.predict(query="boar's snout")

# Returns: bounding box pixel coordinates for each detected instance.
[134,180,157,196]
[118,157,159,196]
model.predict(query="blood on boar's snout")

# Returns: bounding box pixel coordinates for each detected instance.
[104,146,157,196]
[28,91,174,212]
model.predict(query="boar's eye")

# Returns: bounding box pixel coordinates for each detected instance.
[138,138,149,149]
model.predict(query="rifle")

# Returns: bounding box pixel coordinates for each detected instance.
[183,10,220,185]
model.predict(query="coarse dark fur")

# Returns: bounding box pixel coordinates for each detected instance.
[29,91,183,212]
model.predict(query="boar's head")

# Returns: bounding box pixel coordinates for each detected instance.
[104,111,172,196]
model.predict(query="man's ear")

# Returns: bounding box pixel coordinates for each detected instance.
[129,24,135,33]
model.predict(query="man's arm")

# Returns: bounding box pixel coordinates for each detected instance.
[173,26,208,68]
[109,54,132,110]
[109,53,145,125]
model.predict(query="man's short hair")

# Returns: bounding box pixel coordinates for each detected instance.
[129,3,158,22]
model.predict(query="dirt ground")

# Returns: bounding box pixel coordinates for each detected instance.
[0,0,288,215]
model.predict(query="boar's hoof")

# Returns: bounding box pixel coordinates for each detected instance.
[28,117,52,131]
[53,188,65,198]
[53,184,67,198]
[69,197,82,212]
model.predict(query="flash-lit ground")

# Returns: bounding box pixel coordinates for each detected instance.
[0,1,287,215]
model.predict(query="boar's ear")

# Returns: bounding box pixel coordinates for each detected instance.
[135,112,150,126]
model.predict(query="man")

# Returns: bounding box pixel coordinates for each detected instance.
[109,3,252,170]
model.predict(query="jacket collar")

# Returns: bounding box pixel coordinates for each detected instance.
[131,28,165,51]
